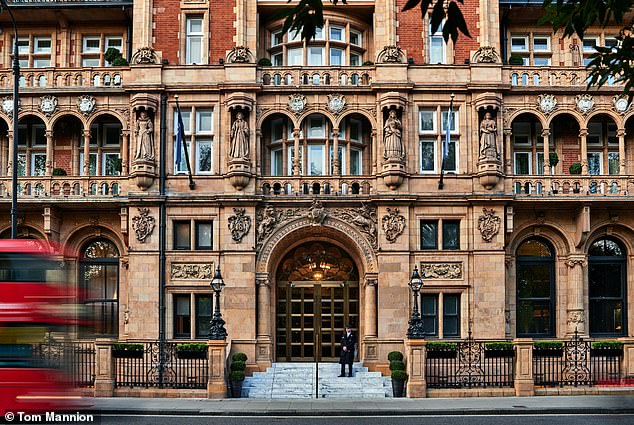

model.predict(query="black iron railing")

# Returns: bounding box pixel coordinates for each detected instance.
[34,338,95,388]
[533,331,623,387]
[114,341,208,389]
[426,337,515,389]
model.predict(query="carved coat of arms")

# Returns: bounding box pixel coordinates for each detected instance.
[477,208,501,243]
[381,208,405,243]
[307,199,327,225]
[537,94,557,115]
[228,208,252,243]
[131,208,155,243]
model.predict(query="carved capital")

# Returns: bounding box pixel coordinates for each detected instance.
[579,128,588,137]
[566,256,587,268]
[541,128,551,138]
[364,278,378,287]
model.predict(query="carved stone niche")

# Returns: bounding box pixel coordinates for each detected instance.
[379,92,407,190]
[474,93,503,190]
[130,94,160,190]
[226,93,255,190]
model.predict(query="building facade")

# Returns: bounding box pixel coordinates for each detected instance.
[1,0,633,373]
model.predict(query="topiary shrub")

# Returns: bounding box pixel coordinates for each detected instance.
[549,152,559,168]
[389,360,406,371]
[230,361,246,372]
[484,342,514,351]
[391,370,408,380]
[112,56,129,66]
[104,47,129,66]
[569,162,582,175]
[592,341,624,349]
[508,54,524,66]
[387,351,403,362]
[257,58,272,66]
[229,370,245,382]
[426,342,457,351]
[533,341,563,350]
[52,168,67,176]
[176,343,207,352]
[232,352,247,362]
[362,60,374,66]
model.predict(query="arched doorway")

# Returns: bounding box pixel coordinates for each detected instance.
[275,242,359,361]
[588,237,627,336]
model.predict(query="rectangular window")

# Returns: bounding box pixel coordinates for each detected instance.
[34,37,51,54]
[288,28,302,43]
[441,110,458,133]
[308,116,324,138]
[272,30,283,46]
[287,48,303,66]
[308,145,324,176]
[349,119,361,141]
[533,36,551,52]
[442,220,460,250]
[83,36,101,53]
[329,26,344,41]
[421,295,438,337]
[271,148,283,176]
[421,220,438,250]
[175,110,192,134]
[429,24,445,64]
[514,152,531,175]
[83,57,100,67]
[196,109,213,132]
[443,140,457,173]
[174,140,191,174]
[16,37,29,55]
[31,153,46,176]
[583,37,599,53]
[33,59,50,68]
[195,295,212,338]
[511,36,529,52]
[537,152,545,175]
[512,122,531,145]
[186,17,204,65]
[104,125,121,145]
[608,152,619,175]
[314,27,324,40]
[330,48,344,66]
[350,30,361,46]
[350,149,362,176]
[103,153,121,176]
[587,122,602,145]
[308,47,323,66]
[419,110,436,133]
[533,57,551,66]
[196,140,212,173]
[420,140,436,173]
[105,36,123,53]
[195,221,213,250]
[587,152,602,175]
[273,53,283,67]
[443,295,460,338]
[17,154,26,177]
[79,152,98,176]
[607,123,618,145]
[350,53,361,67]
[174,221,191,250]
[174,295,191,339]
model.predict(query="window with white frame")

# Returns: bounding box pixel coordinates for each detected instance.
[14,36,52,68]
[587,120,620,175]
[418,107,459,173]
[510,33,552,66]
[186,16,205,65]
[512,119,550,175]
[583,34,618,66]
[429,21,446,64]
[82,34,126,67]
[80,121,122,176]
[17,121,46,176]
[174,108,214,174]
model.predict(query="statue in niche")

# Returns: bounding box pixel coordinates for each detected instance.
[479,112,499,160]
[229,111,250,160]
[383,109,404,161]
[134,111,155,160]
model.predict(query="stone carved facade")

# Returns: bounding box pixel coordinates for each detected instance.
[228,208,252,243]
[478,208,500,242]
[419,262,463,279]
[170,263,214,280]
[472,46,499,63]
[377,45,404,63]
[131,208,155,242]
[381,208,405,243]
[131,47,159,64]
[226,46,253,63]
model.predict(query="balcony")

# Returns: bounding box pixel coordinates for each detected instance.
[512,175,629,197]
[0,67,127,90]
[7,0,132,6]
[258,66,374,88]
[0,176,128,199]
[259,176,374,196]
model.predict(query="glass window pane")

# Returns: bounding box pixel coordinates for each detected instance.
[442,221,460,250]
[196,110,213,133]
[175,111,192,134]
[430,37,444,63]
[195,295,212,338]
[330,48,344,66]
[287,48,303,66]
[515,152,530,175]
[350,31,361,46]
[350,149,361,176]
[329,26,344,41]
[308,145,324,176]
[16,37,29,55]
[511,36,528,51]
[195,221,213,250]
[188,18,203,34]
[533,57,551,66]
[83,37,100,53]
[196,140,212,173]
[421,220,438,249]
[443,294,460,338]
[608,152,619,175]
[32,154,46,176]
[174,221,191,250]
[272,148,283,176]
[420,140,435,172]
[421,295,438,336]
[419,111,435,132]
[444,140,457,172]
[517,300,552,336]
[104,153,121,176]
[187,36,203,64]
[517,239,552,257]
[308,47,323,66]
[174,295,191,338]
[587,152,602,175]
[82,58,100,67]
[533,37,550,51]
[517,263,552,298]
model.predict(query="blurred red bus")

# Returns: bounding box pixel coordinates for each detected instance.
[0,240,79,414]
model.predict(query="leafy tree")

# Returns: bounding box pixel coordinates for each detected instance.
[274,0,634,92]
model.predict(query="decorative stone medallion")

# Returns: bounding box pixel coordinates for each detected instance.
[1,96,19,116]
[472,46,499,63]
[537,94,557,115]
[377,45,404,63]
[131,47,159,65]
[575,94,594,115]
[131,207,155,243]
[326,94,346,115]
[477,208,501,243]
[228,207,252,243]
[381,208,405,243]
[226,46,253,63]
[613,95,630,114]
[77,95,96,116]
[39,95,58,117]
[288,93,306,114]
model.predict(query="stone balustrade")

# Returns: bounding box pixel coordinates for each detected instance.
[512,175,630,196]
[0,176,128,198]
[258,66,374,87]
[259,176,373,196]
[0,67,127,89]
[504,66,621,87]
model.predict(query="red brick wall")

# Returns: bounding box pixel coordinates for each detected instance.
[54,149,72,172]
[553,118,580,174]
[396,0,480,64]
[153,0,235,65]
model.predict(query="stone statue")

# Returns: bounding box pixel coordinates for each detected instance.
[383,109,403,161]
[479,112,498,160]
[135,111,155,160]
[229,111,249,159]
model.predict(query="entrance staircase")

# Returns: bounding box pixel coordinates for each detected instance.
[242,362,393,398]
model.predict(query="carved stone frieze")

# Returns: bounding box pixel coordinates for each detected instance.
[329,203,378,250]
[566,257,587,268]
[226,46,253,63]
[131,47,159,64]
[381,208,405,243]
[255,205,302,248]
[131,207,155,242]
[377,45,404,63]
[567,310,585,325]
[170,263,213,280]
[472,46,499,63]
[307,199,327,225]
[228,207,251,243]
[419,262,463,279]
[478,208,501,243]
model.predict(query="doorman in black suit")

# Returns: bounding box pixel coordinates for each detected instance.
[339,324,356,377]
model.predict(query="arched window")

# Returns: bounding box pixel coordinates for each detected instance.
[80,239,119,337]
[588,237,627,336]
[516,238,555,337]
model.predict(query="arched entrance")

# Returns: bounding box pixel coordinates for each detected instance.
[275,242,359,362]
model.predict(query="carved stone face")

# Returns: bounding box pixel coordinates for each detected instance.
[236,112,244,120]
[389,110,397,118]
[484,112,492,120]
[139,111,148,120]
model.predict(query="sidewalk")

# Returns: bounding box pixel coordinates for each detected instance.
[88,395,634,416]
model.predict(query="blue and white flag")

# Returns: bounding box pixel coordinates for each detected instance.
[443,96,453,164]
[175,102,186,166]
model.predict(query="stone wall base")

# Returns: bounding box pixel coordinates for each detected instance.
[113,388,207,398]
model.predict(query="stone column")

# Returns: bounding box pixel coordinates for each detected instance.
[121,130,129,176]
[331,127,339,175]
[256,275,272,368]
[405,339,427,398]
[617,128,626,175]
[364,277,377,338]
[6,130,13,176]
[514,338,534,396]
[580,128,588,175]
[83,129,91,176]
[371,129,377,176]
[207,340,228,398]
[504,128,512,175]
[93,338,115,397]
[541,128,551,175]
[566,256,587,336]
[45,129,53,176]
[292,128,301,177]
[618,337,634,380]
[255,128,262,176]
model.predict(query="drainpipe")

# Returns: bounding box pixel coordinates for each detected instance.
[126,16,133,63]
[158,93,167,385]
[501,8,510,63]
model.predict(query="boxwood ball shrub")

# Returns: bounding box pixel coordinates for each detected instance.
[391,370,408,380]
[230,371,245,382]
[230,361,246,372]
[484,342,514,351]
[387,351,404,362]
[389,360,406,371]
[232,352,247,362]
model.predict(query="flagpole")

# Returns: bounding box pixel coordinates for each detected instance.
[438,93,455,190]
[175,95,196,190]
